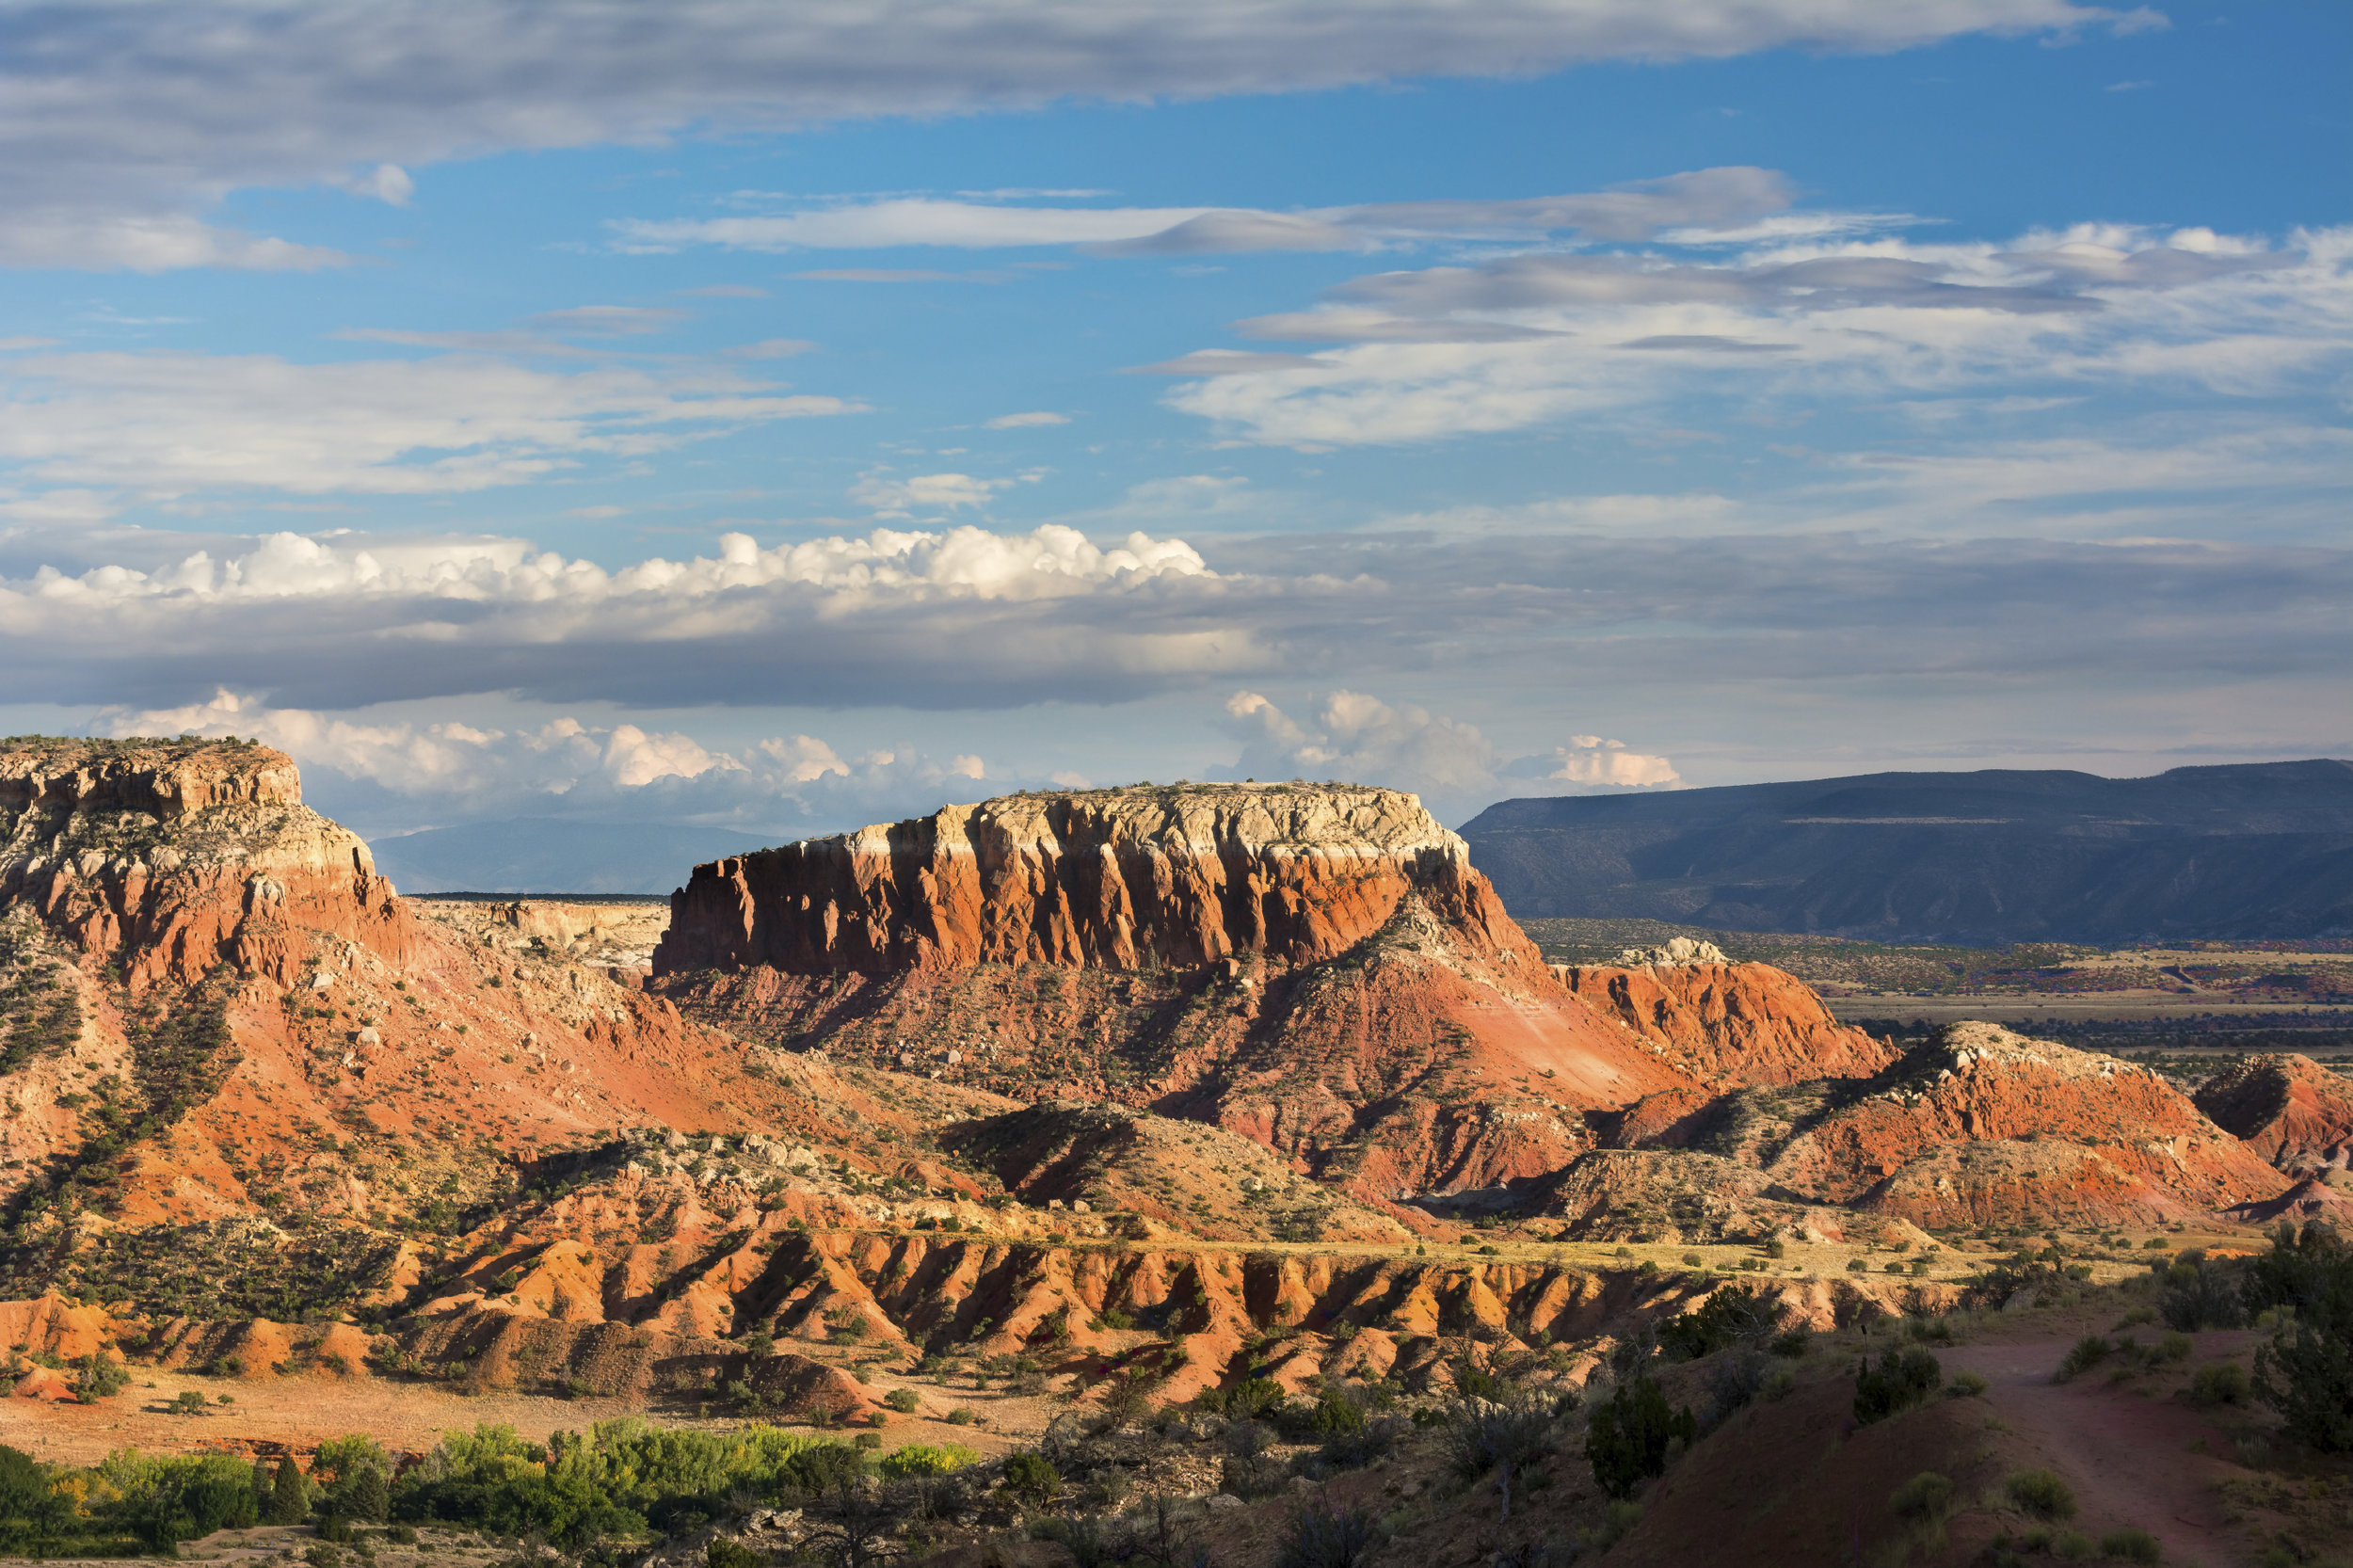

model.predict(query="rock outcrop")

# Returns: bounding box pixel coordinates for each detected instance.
[0,739,414,987]
[2194,1053,2353,1174]
[654,784,1526,976]
[1556,958,1899,1087]
[1765,1022,2285,1226]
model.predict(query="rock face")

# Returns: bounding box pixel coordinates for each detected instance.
[654,784,1523,976]
[1556,959,1899,1087]
[2194,1053,2353,1174]
[0,739,414,987]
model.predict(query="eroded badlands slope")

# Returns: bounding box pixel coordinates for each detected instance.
[0,744,2312,1427]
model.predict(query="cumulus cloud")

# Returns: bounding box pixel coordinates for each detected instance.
[0,349,852,504]
[1499,738,1680,788]
[1218,690,1679,821]
[0,521,1240,710]
[0,2,2152,270]
[1163,223,2353,446]
[104,688,998,835]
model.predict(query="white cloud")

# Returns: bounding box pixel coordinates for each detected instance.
[850,472,1016,516]
[984,410,1070,429]
[616,168,1804,257]
[0,350,854,501]
[328,163,414,206]
[1500,738,1680,788]
[1163,223,2353,446]
[104,688,996,831]
[0,2,2150,271]
[1217,689,1681,821]
[0,520,1239,711]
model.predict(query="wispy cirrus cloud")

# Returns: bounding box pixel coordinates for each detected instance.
[0,349,855,503]
[0,1,2150,270]
[1159,223,2353,446]
[614,167,1808,256]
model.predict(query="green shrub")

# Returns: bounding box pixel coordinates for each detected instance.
[1945,1369,1990,1399]
[1658,1283,1788,1362]
[707,1540,764,1568]
[1001,1451,1061,1508]
[1853,1348,1941,1425]
[1443,1397,1556,1479]
[2247,1223,2353,1451]
[876,1444,975,1480]
[2159,1256,2245,1332]
[1273,1505,1382,1568]
[1889,1471,1952,1522]
[1582,1499,1641,1552]
[883,1387,920,1414]
[2190,1363,2249,1406]
[1586,1380,1695,1500]
[2101,1527,2162,1562]
[2055,1335,2111,1384]
[2052,1529,2096,1560]
[2156,1333,2192,1363]
[945,1408,977,1426]
[108,1452,264,1548]
[70,1352,130,1402]
[852,1432,881,1450]
[2006,1468,2076,1521]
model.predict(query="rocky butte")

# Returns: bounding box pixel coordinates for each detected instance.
[655,786,1948,1217]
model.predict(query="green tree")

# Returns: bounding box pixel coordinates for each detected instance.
[269,1456,310,1525]
[2250,1224,2353,1451]
[312,1435,392,1524]
[1585,1380,1695,1500]
[0,1444,72,1549]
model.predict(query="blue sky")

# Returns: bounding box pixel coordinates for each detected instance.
[0,0,2345,880]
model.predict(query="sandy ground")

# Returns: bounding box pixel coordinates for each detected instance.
[1942,1329,2260,1565]
[0,1354,1050,1467]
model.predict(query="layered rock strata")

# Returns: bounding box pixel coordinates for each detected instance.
[655,784,1527,975]
[1,740,414,987]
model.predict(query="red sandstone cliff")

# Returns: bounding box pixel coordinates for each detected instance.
[0,740,414,988]
[654,784,1529,975]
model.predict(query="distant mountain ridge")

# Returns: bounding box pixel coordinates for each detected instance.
[1460,760,2353,943]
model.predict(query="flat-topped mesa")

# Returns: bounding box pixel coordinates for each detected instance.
[655,782,1528,977]
[0,738,303,819]
[0,738,414,987]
